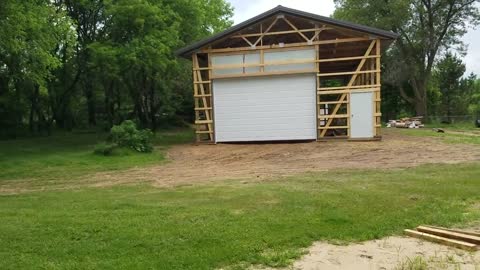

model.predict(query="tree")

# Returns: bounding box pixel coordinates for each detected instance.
[52,0,106,127]
[0,0,233,137]
[465,74,480,116]
[334,0,480,117]
[0,0,75,136]
[433,53,466,121]
[89,0,233,129]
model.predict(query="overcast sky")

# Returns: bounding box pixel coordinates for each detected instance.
[227,0,480,76]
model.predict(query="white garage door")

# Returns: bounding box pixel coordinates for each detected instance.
[213,74,317,142]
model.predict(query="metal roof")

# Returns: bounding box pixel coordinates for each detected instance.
[176,5,399,58]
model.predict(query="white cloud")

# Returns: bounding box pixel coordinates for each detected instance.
[226,0,480,76]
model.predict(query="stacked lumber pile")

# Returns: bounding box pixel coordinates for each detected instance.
[387,116,424,128]
[405,225,480,251]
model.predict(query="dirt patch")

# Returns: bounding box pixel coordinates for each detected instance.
[1,130,479,194]
[291,235,480,270]
[91,129,480,188]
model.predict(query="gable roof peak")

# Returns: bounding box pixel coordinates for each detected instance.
[176,5,398,58]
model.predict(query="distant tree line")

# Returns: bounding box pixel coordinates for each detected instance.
[0,0,233,138]
[2,0,480,139]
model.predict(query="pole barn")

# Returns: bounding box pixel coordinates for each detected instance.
[176,5,398,143]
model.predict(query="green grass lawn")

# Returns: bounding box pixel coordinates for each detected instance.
[0,129,194,181]
[387,121,480,145]
[1,129,479,269]
[1,163,480,269]
[393,127,480,145]
[423,121,479,131]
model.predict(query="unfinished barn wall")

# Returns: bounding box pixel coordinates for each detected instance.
[191,14,384,143]
[317,39,381,139]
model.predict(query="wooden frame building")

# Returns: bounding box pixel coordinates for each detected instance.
[177,6,398,143]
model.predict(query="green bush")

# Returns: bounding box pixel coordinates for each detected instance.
[110,120,154,153]
[93,142,117,156]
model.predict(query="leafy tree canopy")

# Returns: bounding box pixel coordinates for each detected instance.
[334,0,480,117]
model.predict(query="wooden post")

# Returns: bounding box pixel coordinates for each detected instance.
[192,57,201,142]
[376,39,381,136]
[315,44,320,140]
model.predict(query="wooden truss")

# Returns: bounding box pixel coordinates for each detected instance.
[192,14,383,142]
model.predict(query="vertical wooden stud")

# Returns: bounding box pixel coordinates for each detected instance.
[315,44,320,140]
[208,53,215,142]
[192,55,201,142]
[376,39,381,137]
[260,49,264,73]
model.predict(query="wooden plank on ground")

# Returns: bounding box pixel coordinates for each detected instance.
[404,229,478,251]
[417,226,480,244]
[423,225,480,237]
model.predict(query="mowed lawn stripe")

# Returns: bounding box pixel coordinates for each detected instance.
[1,163,479,269]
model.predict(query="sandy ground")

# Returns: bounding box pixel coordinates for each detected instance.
[93,129,480,188]
[291,234,480,270]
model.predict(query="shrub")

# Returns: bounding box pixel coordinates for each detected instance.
[110,120,154,153]
[93,142,117,156]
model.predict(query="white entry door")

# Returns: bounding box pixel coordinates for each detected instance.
[213,74,316,142]
[350,92,374,138]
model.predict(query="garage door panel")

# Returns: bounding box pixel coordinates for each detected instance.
[215,95,312,103]
[213,74,316,142]
[219,112,315,121]
[217,130,315,141]
[217,118,314,127]
[214,100,312,109]
[214,87,313,96]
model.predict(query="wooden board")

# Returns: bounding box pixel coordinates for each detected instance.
[417,226,480,243]
[201,37,371,54]
[423,225,480,237]
[404,229,479,251]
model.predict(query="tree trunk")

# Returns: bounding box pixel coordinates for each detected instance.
[414,99,427,118]
[104,80,115,129]
[149,82,157,131]
[134,99,148,127]
[85,78,96,126]
[29,85,40,134]
[411,77,428,118]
